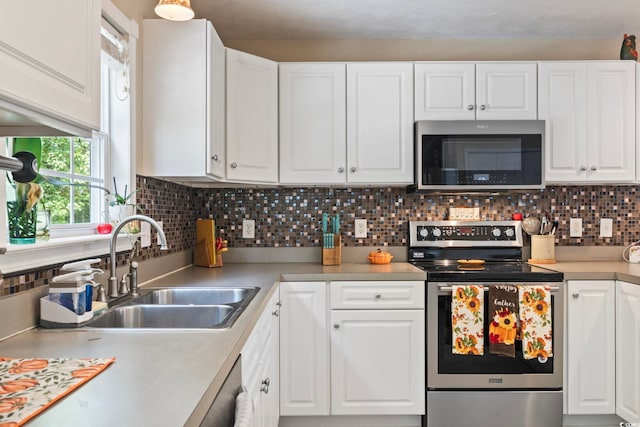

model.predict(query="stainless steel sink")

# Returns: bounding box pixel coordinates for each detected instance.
[84,286,259,330]
[85,305,235,329]
[131,287,257,306]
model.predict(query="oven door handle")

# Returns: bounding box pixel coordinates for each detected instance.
[437,285,560,293]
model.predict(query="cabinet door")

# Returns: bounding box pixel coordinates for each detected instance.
[279,63,346,184]
[538,62,588,183]
[330,309,425,415]
[226,49,279,183]
[346,63,414,184]
[616,281,640,422]
[0,0,100,131]
[279,282,329,416]
[414,63,476,120]
[476,63,537,120]
[142,19,209,178]
[207,26,226,180]
[566,280,615,414]
[586,62,635,182]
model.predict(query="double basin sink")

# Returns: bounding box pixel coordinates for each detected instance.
[85,287,259,330]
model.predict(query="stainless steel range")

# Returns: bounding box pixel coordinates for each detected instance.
[408,220,564,427]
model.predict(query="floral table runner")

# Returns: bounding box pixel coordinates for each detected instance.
[0,357,115,426]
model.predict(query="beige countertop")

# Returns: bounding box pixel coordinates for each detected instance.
[0,262,425,427]
[529,260,640,284]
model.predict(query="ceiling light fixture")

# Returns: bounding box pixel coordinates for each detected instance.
[154,0,195,21]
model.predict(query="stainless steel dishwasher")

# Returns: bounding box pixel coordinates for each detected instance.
[200,357,242,427]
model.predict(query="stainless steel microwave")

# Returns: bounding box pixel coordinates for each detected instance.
[414,120,545,191]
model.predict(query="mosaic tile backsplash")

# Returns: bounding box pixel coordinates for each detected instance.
[197,185,640,247]
[2,176,640,296]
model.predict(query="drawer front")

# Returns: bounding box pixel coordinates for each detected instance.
[330,281,424,309]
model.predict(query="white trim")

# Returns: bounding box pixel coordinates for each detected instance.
[0,233,136,275]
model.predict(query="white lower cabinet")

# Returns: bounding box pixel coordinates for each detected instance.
[279,280,425,420]
[242,288,280,427]
[566,280,616,414]
[279,281,330,416]
[330,309,425,415]
[616,281,640,423]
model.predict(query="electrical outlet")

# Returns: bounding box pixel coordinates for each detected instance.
[242,219,255,239]
[355,219,367,238]
[600,218,613,238]
[569,218,582,237]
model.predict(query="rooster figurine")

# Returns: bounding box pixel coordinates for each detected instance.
[620,34,638,61]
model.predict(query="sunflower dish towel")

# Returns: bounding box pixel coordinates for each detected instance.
[488,285,519,358]
[0,357,115,426]
[451,285,484,355]
[519,285,553,360]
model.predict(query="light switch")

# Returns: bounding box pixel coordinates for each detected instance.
[569,218,582,237]
[600,218,613,238]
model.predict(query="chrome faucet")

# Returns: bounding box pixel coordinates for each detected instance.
[108,214,169,298]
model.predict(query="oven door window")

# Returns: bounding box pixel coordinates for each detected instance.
[437,293,554,374]
[421,134,542,186]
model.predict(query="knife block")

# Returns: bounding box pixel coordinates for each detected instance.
[322,235,342,266]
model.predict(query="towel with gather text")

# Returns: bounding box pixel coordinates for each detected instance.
[488,285,519,357]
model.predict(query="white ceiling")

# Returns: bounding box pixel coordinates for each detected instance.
[141,0,640,41]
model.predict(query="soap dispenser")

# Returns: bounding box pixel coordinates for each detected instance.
[40,269,97,328]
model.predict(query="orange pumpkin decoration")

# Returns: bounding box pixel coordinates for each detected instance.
[368,249,393,264]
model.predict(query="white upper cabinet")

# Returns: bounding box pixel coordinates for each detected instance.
[279,63,346,184]
[539,61,635,183]
[226,49,279,183]
[279,62,413,185]
[0,0,101,132]
[142,19,226,181]
[415,62,537,121]
[346,62,414,184]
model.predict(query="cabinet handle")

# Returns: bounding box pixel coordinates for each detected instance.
[212,154,219,162]
[333,324,340,329]
[467,105,474,111]
[572,293,579,299]
[272,309,279,317]
[590,166,597,171]
[374,293,382,299]
[338,167,345,173]
[579,166,587,171]
[479,104,486,110]
[230,162,238,169]
[350,167,356,173]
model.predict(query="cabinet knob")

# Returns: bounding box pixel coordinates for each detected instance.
[276,300,282,307]
[333,324,340,329]
[338,167,345,173]
[212,154,219,162]
[590,166,597,171]
[479,104,486,110]
[260,378,270,394]
[467,105,474,111]
[572,293,579,299]
[350,167,356,173]
[374,293,382,299]
[579,166,587,171]
[272,309,279,317]
[230,162,238,169]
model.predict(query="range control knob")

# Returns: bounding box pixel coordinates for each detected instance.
[432,228,442,238]
[491,227,502,237]
[419,228,428,238]
[505,228,515,237]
